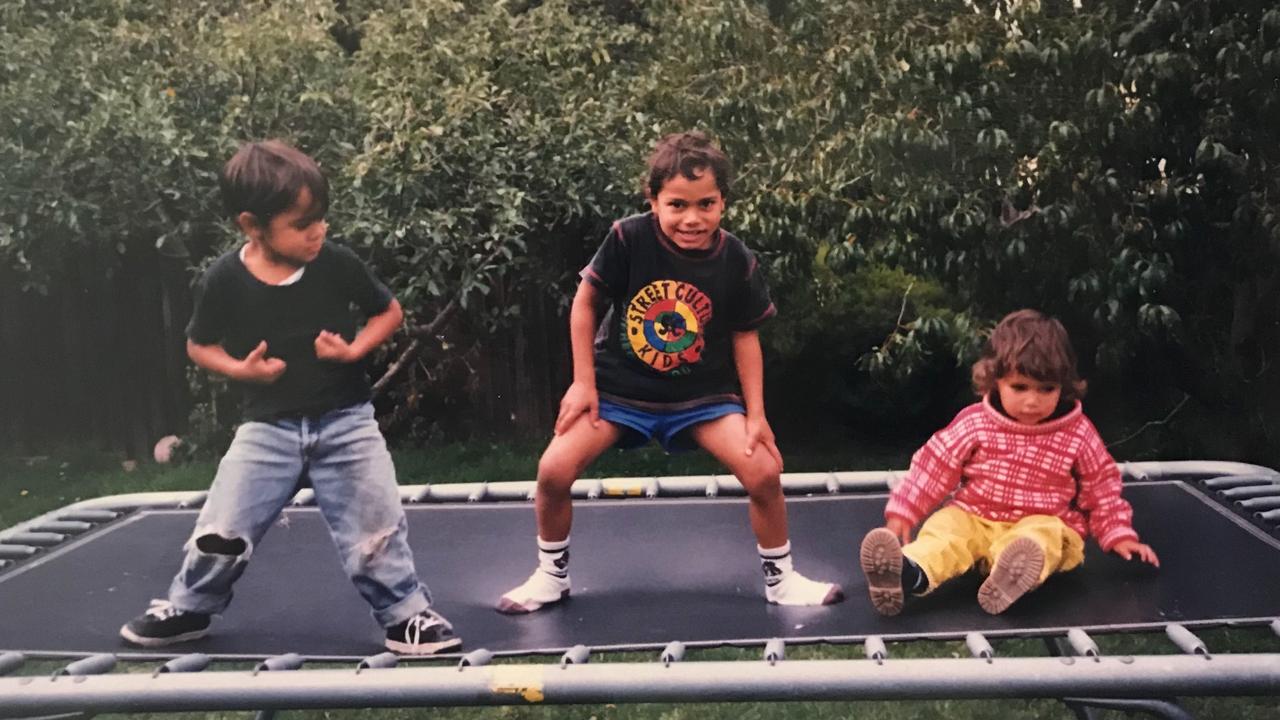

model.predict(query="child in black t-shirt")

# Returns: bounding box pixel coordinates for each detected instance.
[119,140,459,655]
[498,131,844,612]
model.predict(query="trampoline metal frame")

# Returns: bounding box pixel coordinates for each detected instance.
[1,460,1279,717]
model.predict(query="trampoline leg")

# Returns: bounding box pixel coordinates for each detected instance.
[1044,638,1194,720]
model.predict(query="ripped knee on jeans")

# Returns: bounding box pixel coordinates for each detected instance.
[195,533,248,556]
[357,526,399,561]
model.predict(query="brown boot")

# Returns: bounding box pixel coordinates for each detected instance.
[859,528,906,616]
[977,537,1045,614]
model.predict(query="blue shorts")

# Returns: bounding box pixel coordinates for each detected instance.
[599,399,745,453]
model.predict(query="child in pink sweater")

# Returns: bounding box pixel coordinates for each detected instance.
[859,309,1159,615]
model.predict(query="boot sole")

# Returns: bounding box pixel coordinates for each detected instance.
[860,528,905,616]
[978,537,1045,614]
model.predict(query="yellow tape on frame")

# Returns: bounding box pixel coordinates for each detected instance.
[489,666,547,703]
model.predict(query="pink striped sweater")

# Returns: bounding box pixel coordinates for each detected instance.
[884,396,1139,551]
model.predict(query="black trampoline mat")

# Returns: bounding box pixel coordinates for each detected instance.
[2,481,1279,659]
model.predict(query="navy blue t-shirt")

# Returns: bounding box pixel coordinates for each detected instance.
[580,213,776,410]
[186,242,393,421]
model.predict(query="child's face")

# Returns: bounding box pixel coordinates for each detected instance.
[649,168,724,251]
[242,187,328,268]
[995,371,1062,425]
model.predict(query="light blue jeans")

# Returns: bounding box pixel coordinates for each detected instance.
[167,402,430,627]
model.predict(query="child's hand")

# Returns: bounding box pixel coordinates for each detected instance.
[886,516,913,545]
[238,341,287,384]
[314,331,356,363]
[554,381,599,435]
[1111,539,1160,567]
[743,415,783,472]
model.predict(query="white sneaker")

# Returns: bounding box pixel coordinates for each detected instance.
[765,571,845,606]
[496,569,571,614]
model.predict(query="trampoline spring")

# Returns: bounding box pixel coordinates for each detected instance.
[355,652,398,672]
[1201,474,1280,489]
[2,531,65,547]
[825,474,841,495]
[54,654,116,678]
[1258,508,1280,523]
[705,479,719,498]
[1219,484,1280,499]
[467,483,488,503]
[1066,629,1100,659]
[661,642,685,666]
[155,654,211,676]
[1165,625,1210,657]
[412,485,434,503]
[0,652,24,676]
[31,521,93,535]
[1238,497,1280,511]
[585,481,603,500]
[255,654,305,674]
[1271,619,1280,639]
[290,489,316,507]
[764,638,786,665]
[0,544,38,559]
[176,492,209,509]
[644,478,660,498]
[1120,463,1150,481]
[965,632,994,662]
[560,645,590,667]
[864,636,888,663]
[59,510,119,523]
[457,649,493,670]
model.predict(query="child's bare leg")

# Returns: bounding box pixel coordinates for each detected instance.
[534,419,621,541]
[690,414,843,605]
[689,414,787,544]
[496,417,620,613]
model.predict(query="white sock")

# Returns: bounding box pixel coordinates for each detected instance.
[537,536,570,579]
[759,541,793,587]
[761,541,843,606]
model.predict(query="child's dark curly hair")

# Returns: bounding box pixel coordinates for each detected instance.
[644,130,733,201]
[971,309,1087,401]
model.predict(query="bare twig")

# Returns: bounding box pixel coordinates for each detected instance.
[893,280,915,332]
[371,244,507,397]
[1107,394,1190,449]
[371,298,457,397]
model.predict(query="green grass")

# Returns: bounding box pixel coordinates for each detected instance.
[2,440,1278,719]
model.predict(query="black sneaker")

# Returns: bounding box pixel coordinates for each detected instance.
[119,600,212,647]
[384,609,461,655]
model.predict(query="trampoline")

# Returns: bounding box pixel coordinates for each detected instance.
[1,460,1279,717]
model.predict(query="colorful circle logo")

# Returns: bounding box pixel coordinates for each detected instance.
[626,281,710,372]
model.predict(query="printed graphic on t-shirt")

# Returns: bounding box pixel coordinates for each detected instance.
[623,279,713,373]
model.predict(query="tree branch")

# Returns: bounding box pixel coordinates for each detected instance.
[1106,394,1190,449]
[372,298,458,397]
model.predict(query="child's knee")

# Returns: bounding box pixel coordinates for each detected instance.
[536,453,579,497]
[740,456,782,498]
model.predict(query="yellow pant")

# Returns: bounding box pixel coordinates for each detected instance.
[902,506,1085,593]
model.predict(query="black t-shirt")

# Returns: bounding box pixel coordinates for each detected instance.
[186,242,394,421]
[580,212,776,410]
